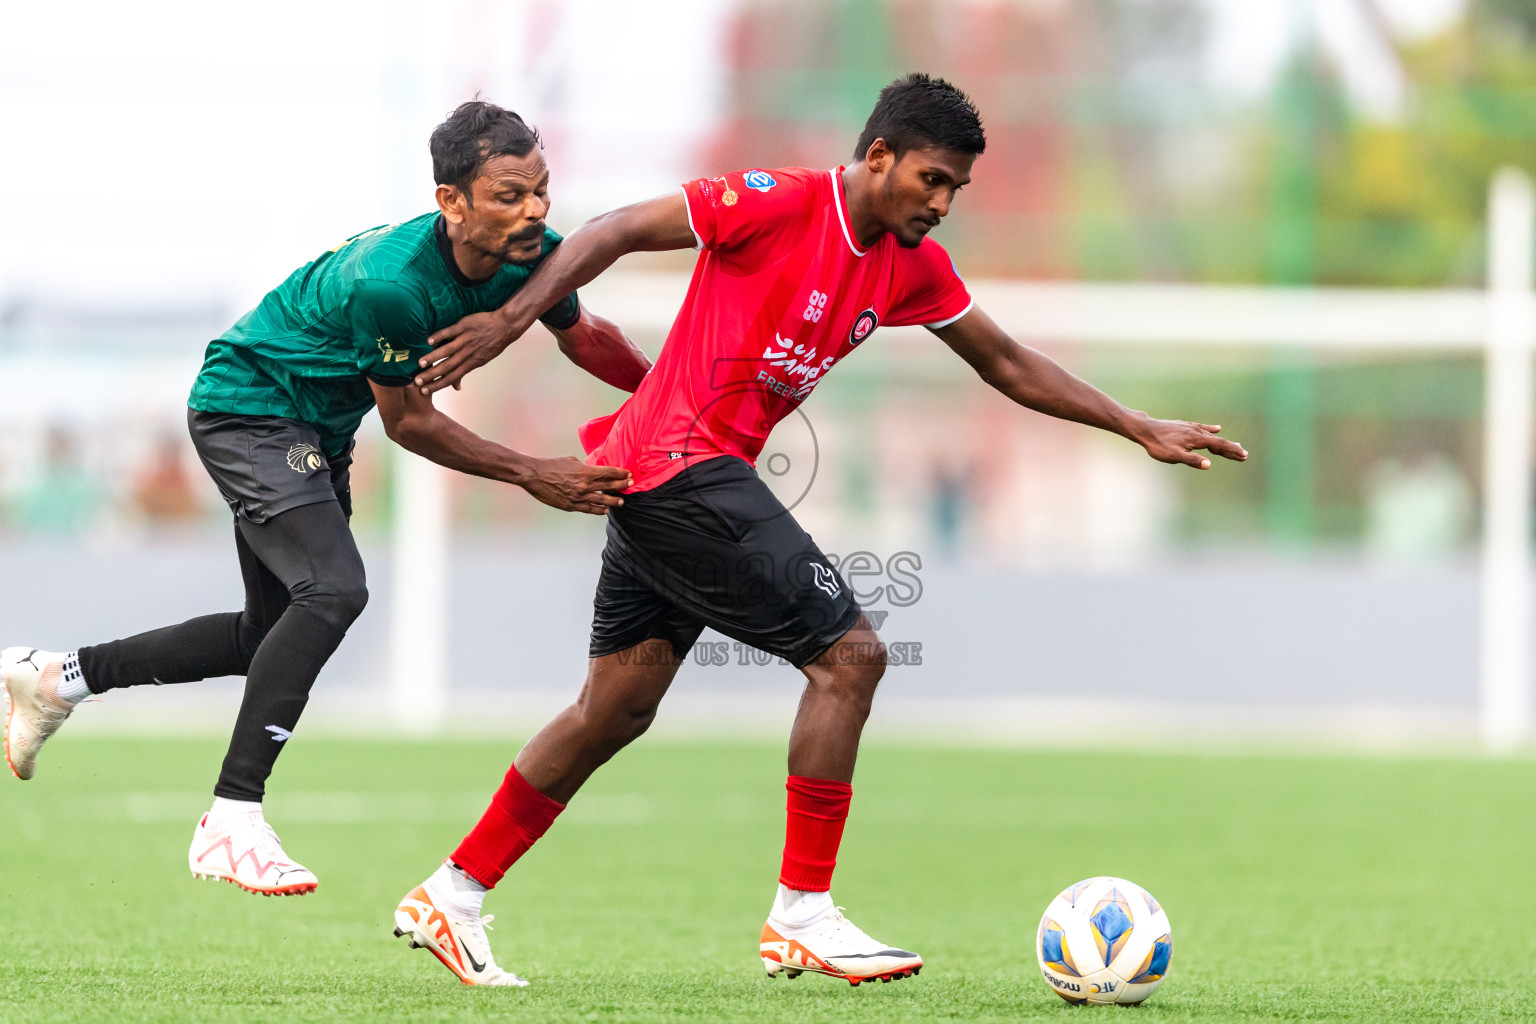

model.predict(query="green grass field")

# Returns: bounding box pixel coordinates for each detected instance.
[2,736,1534,1022]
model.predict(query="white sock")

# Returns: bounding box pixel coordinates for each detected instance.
[772,884,834,928]
[55,651,90,704]
[205,797,262,828]
[427,861,488,921]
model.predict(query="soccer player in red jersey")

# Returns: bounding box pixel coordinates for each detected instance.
[394,75,1247,987]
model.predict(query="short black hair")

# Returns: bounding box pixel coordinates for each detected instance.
[853,74,986,162]
[430,99,542,196]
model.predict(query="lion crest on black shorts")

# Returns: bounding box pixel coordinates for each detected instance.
[286,443,323,474]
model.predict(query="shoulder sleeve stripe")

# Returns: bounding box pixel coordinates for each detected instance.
[364,370,414,387]
[924,299,974,330]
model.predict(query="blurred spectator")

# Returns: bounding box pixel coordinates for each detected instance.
[12,426,106,537]
[131,433,203,524]
[930,460,971,559]
[1364,454,1473,561]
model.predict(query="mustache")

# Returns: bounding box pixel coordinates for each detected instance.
[508,222,545,243]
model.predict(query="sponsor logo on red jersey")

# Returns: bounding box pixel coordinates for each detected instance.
[743,170,777,192]
[760,331,836,401]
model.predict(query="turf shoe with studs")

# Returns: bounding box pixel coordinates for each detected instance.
[393,880,528,987]
[761,905,923,985]
[188,809,318,895]
[3,647,75,781]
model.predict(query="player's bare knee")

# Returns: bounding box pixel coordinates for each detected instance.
[863,638,888,686]
[837,634,887,693]
[571,694,659,755]
[610,702,659,747]
[807,649,884,718]
[843,661,884,713]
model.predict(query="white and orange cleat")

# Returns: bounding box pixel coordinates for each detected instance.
[393,880,529,987]
[761,902,923,986]
[188,809,318,896]
[3,647,75,781]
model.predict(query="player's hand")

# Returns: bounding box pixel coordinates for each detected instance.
[523,458,632,515]
[1136,418,1248,470]
[415,309,523,394]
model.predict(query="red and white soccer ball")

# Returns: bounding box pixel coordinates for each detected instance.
[1035,876,1173,1005]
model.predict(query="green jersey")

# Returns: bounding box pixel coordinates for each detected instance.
[188,213,579,456]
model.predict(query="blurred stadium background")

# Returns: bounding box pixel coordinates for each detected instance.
[3,0,1535,750]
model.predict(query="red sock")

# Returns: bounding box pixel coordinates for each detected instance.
[449,763,565,888]
[778,775,853,892]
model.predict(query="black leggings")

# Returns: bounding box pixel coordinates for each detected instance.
[78,500,367,801]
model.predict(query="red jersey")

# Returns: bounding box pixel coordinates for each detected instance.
[580,166,973,492]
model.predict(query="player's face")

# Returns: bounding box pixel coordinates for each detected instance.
[879,148,974,249]
[462,150,552,265]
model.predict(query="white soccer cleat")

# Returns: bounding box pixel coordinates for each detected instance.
[760,904,923,985]
[188,809,318,896]
[3,647,75,781]
[393,879,529,987]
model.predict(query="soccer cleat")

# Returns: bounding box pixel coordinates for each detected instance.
[3,647,75,781]
[761,905,923,985]
[188,810,318,895]
[394,881,529,987]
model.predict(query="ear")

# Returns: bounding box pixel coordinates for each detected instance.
[435,183,468,222]
[863,138,896,175]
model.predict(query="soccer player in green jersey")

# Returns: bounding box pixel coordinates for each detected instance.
[1,100,651,897]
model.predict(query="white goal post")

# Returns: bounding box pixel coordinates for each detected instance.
[390,169,1536,749]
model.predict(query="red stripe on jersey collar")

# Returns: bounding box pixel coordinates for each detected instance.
[830,167,867,258]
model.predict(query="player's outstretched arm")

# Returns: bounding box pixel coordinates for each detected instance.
[933,306,1249,470]
[416,193,696,394]
[370,381,631,514]
[547,303,652,393]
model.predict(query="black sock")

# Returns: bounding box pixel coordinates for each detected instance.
[212,607,347,802]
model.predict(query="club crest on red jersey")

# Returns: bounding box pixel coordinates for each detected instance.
[849,308,879,346]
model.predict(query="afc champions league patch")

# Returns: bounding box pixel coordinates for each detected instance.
[743,170,776,193]
[849,308,879,346]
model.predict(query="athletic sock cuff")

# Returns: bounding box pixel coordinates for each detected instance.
[74,645,106,695]
[57,651,91,704]
[786,775,853,818]
[449,764,566,889]
[494,763,566,837]
[779,776,852,892]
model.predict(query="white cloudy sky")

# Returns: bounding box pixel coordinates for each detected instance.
[0,0,1470,312]
[0,0,730,310]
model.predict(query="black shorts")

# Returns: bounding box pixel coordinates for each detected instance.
[590,456,861,669]
[187,409,353,523]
